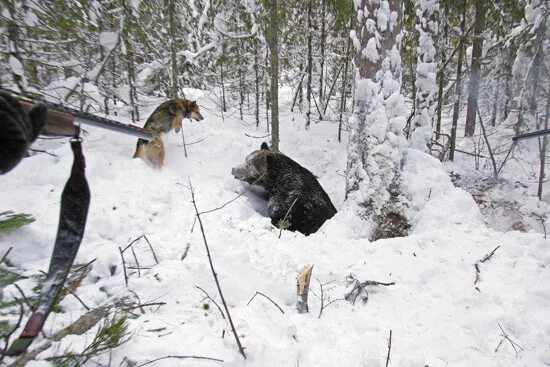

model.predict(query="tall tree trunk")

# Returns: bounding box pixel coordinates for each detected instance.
[537,78,550,200]
[464,0,486,137]
[319,0,326,107]
[254,39,260,128]
[268,0,279,149]
[346,0,409,240]
[168,0,179,99]
[123,0,139,123]
[305,0,313,129]
[449,9,467,161]
[435,0,448,140]
[339,21,352,143]
[410,0,439,151]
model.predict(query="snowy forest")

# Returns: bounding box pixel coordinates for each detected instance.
[0,0,550,366]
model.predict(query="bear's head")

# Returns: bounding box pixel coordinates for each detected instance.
[231,142,274,187]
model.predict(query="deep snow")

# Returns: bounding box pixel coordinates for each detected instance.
[1,89,550,366]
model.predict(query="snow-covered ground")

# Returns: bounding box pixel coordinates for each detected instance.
[1,90,550,366]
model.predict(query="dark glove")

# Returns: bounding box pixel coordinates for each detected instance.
[0,92,47,174]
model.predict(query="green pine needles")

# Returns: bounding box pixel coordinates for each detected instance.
[0,211,35,233]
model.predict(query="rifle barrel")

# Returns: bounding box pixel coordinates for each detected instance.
[512,129,550,142]
[1,88,153,141]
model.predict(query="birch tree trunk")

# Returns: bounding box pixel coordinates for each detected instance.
[410,0,439,151]
[346,0,410,240]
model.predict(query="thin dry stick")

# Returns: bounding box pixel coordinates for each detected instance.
[185,136,209,146]
[73,258,97,274]
[180,243,191,261]
[278,197,298,238]
[0,247,13,265]
[480,245,501,263]
[495,323,524,356]
[474,245,501,285]
[135,355,223,367]
[194,285,226,320]
[130,246,141,277]
[189,180,246,359]
[142,235,159,264]
[314,279,343,319]
[197,174,265,217]
[123,235,143,252]
[245,133,271,139]
[118,247,128,287]
[181,129,188,158]
[385,330,392,367]
[247,291,285,314]
[71,293,90,311]
[0,299,24,365]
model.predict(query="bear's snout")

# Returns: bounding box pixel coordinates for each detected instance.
[231,166,245,180]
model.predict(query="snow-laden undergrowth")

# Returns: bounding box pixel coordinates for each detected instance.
[1,89,549,366]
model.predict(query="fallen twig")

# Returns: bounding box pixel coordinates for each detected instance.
[181,243,191,261]
[130,246,141,277]
[0,299,24,365]
[189,179,246,359]
[474,245,501,286]
[195,285,226,320]
[0,246,13,265]
[143,235,159,264]
[385,330,392,367]
[118,247,128,287]
[312,279,343,319]
[278,197,298,238]
[245,133,271,139]
[345,275,395,305]
[495,323,523,356]
[247,291,285,314]
[135,355,223,367]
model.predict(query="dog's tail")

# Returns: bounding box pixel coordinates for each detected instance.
[133,138,147,158]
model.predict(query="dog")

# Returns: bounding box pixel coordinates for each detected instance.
[133,98,204,167]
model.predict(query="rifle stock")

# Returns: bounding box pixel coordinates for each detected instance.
[18,98,77,136]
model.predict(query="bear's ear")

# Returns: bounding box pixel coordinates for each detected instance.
[261,142,270,150]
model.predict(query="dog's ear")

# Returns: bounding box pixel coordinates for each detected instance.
[261,142,269,150]
[189,100,197,109]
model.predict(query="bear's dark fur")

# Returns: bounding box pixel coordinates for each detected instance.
[232,143,337,235]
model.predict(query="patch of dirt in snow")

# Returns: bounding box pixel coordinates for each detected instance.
[1,92,549,367]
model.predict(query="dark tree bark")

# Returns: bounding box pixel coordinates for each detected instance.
[449,9,467,161]
[168,0,179,99]
[268,0,279,148]
[305,0,313,128]
[464,0,486,137]
[319,0,326,106]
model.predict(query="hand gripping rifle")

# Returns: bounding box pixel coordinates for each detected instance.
[1,88,153,141]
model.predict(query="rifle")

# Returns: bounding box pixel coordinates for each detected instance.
[1,88,153,141]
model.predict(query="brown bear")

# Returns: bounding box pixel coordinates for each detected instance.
[232,142,337,235]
